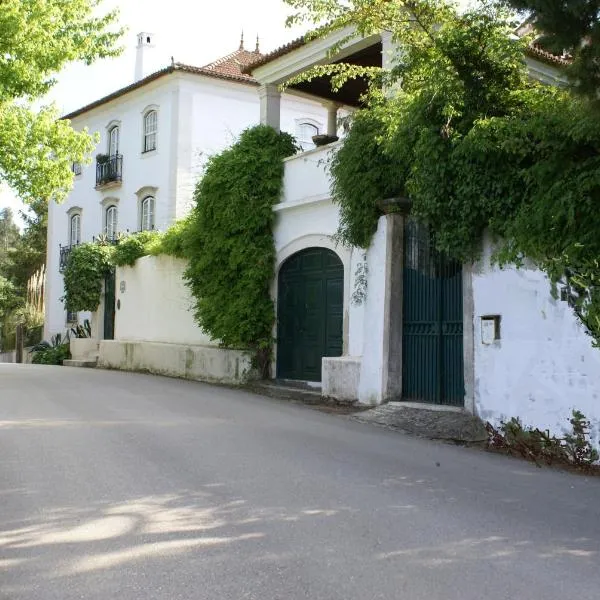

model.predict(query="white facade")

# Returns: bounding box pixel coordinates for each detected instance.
[45,59,332,338]
[473,242,600,445]
[114,255,213,346]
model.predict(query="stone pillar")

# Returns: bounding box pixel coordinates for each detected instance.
[381,30,401,97]
[325,103,340,137]
[258,84,281,132]
[358,210,405,405]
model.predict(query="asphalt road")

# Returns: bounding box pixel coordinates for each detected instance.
[1,364,600,600]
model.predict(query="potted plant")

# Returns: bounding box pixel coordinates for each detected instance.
[312,133,339,147]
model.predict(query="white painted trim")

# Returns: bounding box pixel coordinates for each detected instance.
[252,26,381,85]
[273,193,331,212]
[99,195,120,208]
[283,140,342,163]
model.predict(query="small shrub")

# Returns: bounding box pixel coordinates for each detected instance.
[112,231,162,267]
[564,410,599,467]
[63,243,113,312]
[487,410,599,469]
[155,219,189,258]
[30,334,71,365]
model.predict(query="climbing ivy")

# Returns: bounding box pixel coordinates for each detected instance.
[183,125,298,377]
[62,242,113,312]
[111,230,162,267]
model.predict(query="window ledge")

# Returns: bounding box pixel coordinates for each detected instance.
[95,180,122,191]
[141,149,157,158]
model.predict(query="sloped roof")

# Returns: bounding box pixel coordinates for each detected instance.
[243,35,307,72]
[202,47,264,81]
[244,23,571,74]
[62,49,263,120]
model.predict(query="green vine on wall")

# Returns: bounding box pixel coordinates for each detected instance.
[181,125,298,377]
[62,242,113,312]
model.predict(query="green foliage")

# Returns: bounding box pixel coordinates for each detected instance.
[563,410,599,466]
[151,219,189,259]
[62,242,113,312]
[184,125,298,376]
[504,0,600,101]
[0,0,123,204]
[330,106,405,247]
[31,333,71,365]
[0,275,17,321]
[488,410,599,468]
[112,231,162,267]
[293,0,600,345]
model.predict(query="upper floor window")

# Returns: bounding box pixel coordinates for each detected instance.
[105,205,118,240]
[143,110,157,153]
[70,213,81,245]
[140,196,155,231]
[297,121,320,151]
[108,125,120,157]
[72,162,82,176]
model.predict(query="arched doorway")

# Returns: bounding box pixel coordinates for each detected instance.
[277,248,344,382]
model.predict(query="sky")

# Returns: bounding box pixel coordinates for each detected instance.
[1,0,307,225]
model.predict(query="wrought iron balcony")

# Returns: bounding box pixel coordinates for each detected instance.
[59,243,77,272]
[95,154,123,187]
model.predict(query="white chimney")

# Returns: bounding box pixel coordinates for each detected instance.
[135,32,158,82]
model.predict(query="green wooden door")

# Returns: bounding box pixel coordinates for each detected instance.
[402,219,464,406]
[103,268,116,340]
[277,248,343,381]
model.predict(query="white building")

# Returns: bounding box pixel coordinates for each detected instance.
[45,33,332,339]
[63,26,600,450]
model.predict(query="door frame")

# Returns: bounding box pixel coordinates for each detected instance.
[271,236,351,380]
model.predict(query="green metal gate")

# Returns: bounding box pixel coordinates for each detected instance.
[402,219,464,406]
[277,248,343,381]
[103,268,116,340]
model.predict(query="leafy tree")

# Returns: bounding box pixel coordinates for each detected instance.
[503,0,600,100]
[286,0,600,345]
[0,0,123,205]
[0,275,18,321]
[0,208,20,274]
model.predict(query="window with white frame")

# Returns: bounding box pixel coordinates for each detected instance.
[66,311,78,324]
[69,213,81,246]
[108,125,120,156]
[105,205,118,240]
[140,196,155,230]
[297,121,320,151]
[72,162,82,176]
[143,110,157,152]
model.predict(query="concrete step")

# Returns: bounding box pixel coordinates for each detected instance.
[63,359,97,368]
[249,380,323,404]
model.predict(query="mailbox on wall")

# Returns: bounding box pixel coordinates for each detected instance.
[481,315,501,344]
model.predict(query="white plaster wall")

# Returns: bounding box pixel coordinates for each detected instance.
[357,216,388,405]
[46,73,332,339]
[473,240,600,448]
[115,254,215,346]
[99,340,252,384]
[281,142,340,204]
[45,76,177,338]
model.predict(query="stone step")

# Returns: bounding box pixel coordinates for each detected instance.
[63,359,97,368]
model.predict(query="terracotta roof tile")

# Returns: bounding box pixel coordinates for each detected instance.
[525,44,571,67]
[202,48,264,80]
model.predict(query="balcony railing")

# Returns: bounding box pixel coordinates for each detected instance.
[96,154,123,187]
[59,243,77,272]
